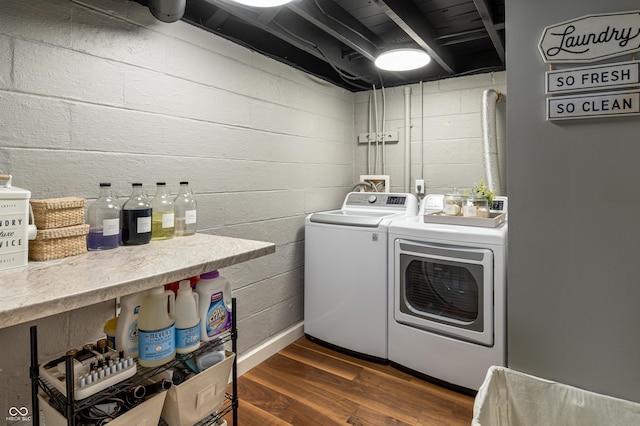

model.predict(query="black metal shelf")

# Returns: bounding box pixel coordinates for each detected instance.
[31,298,238,426]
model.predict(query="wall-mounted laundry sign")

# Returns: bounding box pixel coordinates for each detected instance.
[541,11,640,120]
[539,11,640,63]
[547,90,640,120]
[546,61,640,94]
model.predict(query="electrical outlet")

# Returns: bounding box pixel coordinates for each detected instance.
[357,132,399,143]
[378,131,399,142]
[415,179,425,195]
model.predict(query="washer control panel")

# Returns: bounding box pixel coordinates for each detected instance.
[345,192,409,207]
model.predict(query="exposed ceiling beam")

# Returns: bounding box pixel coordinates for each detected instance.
[203,0,376,85]
[285,0,381,62]
[256,6,280,25]
[437,28,489,46]
[472,0,505,63]
[373,0,456,74]
[204,9,230,29]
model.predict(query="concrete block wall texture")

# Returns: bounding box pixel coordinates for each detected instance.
[0,0,508,418]
[0,0,354,417]
[353,72,507,196]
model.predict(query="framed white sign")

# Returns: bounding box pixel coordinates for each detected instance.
[539,11,640,63]
[546,61,640,94]
[547,90,640,120]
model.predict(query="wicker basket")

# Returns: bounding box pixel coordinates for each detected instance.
[30,197,86,230]
[28,224,89,261]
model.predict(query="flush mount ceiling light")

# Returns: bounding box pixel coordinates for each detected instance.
[374,48,431,71]
[229,0,294,6]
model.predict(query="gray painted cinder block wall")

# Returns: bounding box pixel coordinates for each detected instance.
[0,0,512,419]
[0,0,353,416]
[353,73,507,195]
[506,0,640,402]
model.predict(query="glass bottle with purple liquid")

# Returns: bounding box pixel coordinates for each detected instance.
[87,183,121,250]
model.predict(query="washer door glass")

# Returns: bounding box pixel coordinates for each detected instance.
[406,260,479,322]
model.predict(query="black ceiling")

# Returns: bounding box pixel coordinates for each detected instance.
[139,0,506,91]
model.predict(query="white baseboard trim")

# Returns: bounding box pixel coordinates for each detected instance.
[236,321,305,377]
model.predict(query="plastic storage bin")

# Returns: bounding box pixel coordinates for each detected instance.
[473,366,640,426]
[161,350,235,426]
[38,391,166,426]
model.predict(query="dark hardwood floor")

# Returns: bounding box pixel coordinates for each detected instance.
[224,337,474,425]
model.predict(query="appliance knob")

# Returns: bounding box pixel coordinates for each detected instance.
[368,195,377,203]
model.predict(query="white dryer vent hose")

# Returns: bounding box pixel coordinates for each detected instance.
[481,89,502,195]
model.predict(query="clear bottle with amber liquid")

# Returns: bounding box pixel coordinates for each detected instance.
[151,182,175,240]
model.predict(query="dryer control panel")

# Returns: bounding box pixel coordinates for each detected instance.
[490,196,508,214]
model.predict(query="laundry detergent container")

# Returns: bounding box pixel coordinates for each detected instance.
[472,366,640,426]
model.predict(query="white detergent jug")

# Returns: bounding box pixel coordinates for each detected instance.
[115,290,148,358]
[196,270,232,341]
[138,286,176,367]
[175,280,200,354]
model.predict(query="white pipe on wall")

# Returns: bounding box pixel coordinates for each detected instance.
[404,87,412,193]
[420,81,424,180]
[481,89,502,195]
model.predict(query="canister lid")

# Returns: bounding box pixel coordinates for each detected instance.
[104,317,118,334]
[200,270,220,280]
[0,186,31,200]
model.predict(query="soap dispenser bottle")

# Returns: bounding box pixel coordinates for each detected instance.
[137,286,176,367]
[175,280,200,354]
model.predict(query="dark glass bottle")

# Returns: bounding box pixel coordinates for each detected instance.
[122,183,152,245]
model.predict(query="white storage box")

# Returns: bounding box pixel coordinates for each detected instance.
[38,391,166,426]
[0,175,31,271]
[161,350,235,426]
[473,366,640,426]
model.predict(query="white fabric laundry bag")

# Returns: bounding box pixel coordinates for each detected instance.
[472,366,640,426]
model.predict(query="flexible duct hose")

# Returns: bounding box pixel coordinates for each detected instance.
[481,89,502,195]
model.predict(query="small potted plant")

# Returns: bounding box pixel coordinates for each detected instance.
[461,180,494,218]
[473,179,495,205]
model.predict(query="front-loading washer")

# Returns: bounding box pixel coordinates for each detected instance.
[387,195,507,392]
[304,192,418,361]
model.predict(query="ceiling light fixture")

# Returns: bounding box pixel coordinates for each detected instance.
[229,0,294,6]
[374,48,431,71]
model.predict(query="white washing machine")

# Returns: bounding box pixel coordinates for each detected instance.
[304,192,418,361]
[387,195,508,392]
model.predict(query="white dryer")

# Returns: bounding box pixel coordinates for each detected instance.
[387,195,508,392]
[304,192,418,361]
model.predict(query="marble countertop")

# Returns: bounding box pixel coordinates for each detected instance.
[0,233,275,329]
